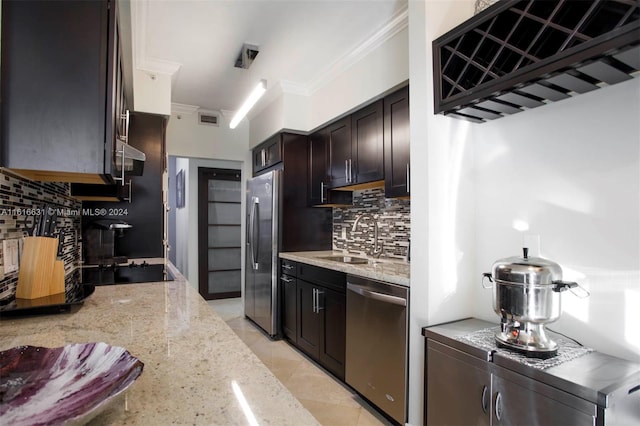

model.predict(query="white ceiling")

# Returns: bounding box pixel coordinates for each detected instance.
[130,0,408,114]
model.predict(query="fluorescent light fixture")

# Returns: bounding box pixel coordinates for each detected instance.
[229,79,267,129]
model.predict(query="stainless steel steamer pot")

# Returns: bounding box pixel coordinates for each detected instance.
[482,248,582,324]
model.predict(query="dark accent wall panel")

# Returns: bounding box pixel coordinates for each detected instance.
[82,113,165,259]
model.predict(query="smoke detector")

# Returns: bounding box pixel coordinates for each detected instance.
[234,43,260,69]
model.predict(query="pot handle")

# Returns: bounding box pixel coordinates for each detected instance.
[552,280,577,292]
[482,273,493,289]
[552,280,590,298]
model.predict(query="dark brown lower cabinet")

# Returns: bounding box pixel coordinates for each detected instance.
[317,285,346,379]
[285,260,346,380]
[281,274,297,342]
[296,280,321,358]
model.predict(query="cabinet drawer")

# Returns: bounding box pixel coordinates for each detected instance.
[297,263,346,293]
[281,259,297,277]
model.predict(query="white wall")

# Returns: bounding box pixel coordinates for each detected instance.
[248,94,286,148]
[166,110,250,160]
[408,1,476,424]
[133,69,172,116]
[472,77,640,362]
[174,157,190,277]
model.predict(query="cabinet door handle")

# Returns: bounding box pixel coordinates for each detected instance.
[320,182,326,203]
[495,392,503,421]
[349,159,353,183]
[261,149,266,167]
[345,160,349,182]
[280,276,293,283]
[406,163,410,194]
[481,385,489,414]
[312,288,317,313]
[316,289,325,311]
[282,264,294,271]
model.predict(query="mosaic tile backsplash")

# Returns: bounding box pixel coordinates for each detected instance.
[0,168,81,300]
[333,187,410,260]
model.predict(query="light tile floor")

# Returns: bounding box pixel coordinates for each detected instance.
[207,298,391,426]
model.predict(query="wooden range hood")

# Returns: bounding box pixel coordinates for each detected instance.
[433,0,640,123]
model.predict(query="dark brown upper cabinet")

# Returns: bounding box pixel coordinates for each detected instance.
[307,129,353,207]
[384,86,410,198]
[327,116,353,188]
[308,130,329,205]
[351,100,384,185]
[433,0,640,123]
[307,86,411,202]
[252,133,283,176]
[326,102,384,189]
[1,0,127,184]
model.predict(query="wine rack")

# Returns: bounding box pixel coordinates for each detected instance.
[433,0,640,123]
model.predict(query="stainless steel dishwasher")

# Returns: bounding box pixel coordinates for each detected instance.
[346,275,409,425]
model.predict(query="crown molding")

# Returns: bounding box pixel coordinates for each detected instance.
[280,80,310,97]
[306,4,408,95]
[220,109,235,119]
[138,57,183,76]
[171,103,200,115]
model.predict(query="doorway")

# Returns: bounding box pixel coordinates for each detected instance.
[198,167,242,300]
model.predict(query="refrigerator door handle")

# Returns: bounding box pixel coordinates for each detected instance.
[248,196,254,268]
[249,196,260,270]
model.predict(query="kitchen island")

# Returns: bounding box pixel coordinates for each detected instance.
[0,265,319,425]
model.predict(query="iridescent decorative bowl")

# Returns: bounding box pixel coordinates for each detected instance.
[0,342,144,425]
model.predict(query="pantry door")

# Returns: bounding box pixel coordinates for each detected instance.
[198,167,242,300]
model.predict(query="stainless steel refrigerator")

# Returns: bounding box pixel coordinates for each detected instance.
[245,170,280,336]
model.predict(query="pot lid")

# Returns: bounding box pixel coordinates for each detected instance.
[492,248,563,285]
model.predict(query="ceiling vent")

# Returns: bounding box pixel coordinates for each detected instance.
[234,43,260,69]
[198,112,220,127]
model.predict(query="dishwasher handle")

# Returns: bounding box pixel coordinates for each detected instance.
[347,282,407,307]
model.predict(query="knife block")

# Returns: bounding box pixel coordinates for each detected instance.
[16,237,65,299]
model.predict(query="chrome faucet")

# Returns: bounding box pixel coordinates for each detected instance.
[351,213,383,258]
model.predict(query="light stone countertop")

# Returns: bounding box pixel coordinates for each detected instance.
[279,251,410,287]
[0,264,319,425]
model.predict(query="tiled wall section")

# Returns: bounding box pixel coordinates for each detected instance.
[333,187,410,260]
[0,169,81,299]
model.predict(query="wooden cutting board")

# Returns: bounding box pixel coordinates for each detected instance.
[16,237,65,299]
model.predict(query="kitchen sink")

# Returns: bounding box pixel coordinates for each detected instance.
[318,255,370,265]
